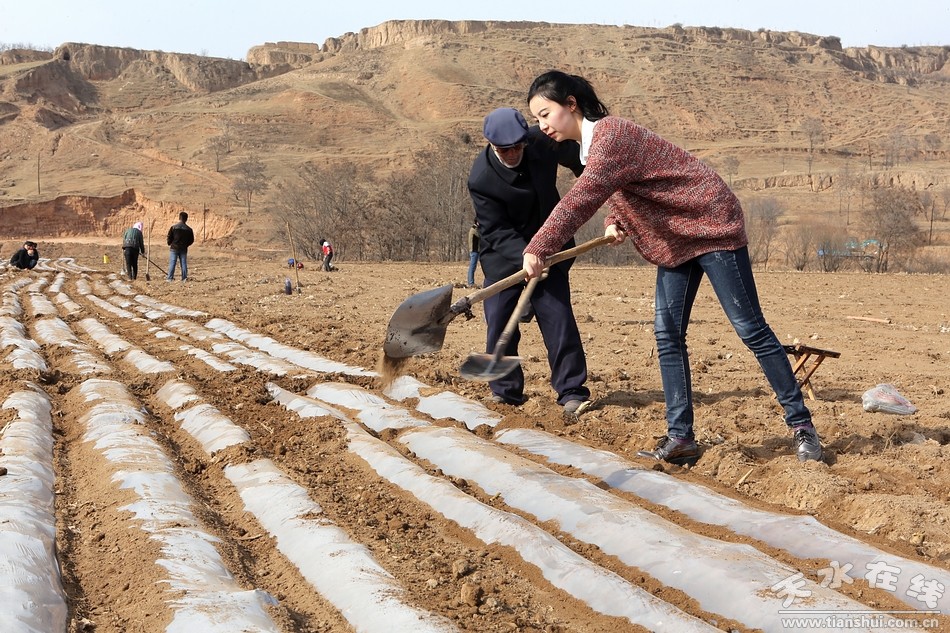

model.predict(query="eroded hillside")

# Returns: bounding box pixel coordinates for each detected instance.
[0,20,948,254]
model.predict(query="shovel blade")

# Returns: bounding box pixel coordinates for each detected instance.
[459,353,522,382]
[383,284,454,359]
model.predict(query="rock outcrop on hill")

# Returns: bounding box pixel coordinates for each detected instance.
[54,43,290,93]
[0,189,236,241]
[0,20,946,253]
[299,20,948,85]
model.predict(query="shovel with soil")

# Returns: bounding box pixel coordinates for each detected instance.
[382,235,614,376]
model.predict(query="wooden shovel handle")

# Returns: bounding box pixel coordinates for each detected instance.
[451,235,615,313]
[489,275,541,361]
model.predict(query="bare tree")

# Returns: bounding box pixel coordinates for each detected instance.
[922,132,942,160]
[215,120,234,154]
[835,161,858,225]
[206,135,229,172]
[232,154,269,213]
[783,222,815,271]
[919,190,937,245]
[399,140,475,262]
[744,196,783,269]
[861,187,925,272]
[880,127,910,170]
[813,223,851,272]
[270,161,370,261]
[799,117,823,181]
[721,156,740,187]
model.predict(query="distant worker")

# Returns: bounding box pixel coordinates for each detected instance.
[166,211,195,281]
[320,238,334,271]
[9,241,39,270]
[121,221,146,280]
[466,220,480,287]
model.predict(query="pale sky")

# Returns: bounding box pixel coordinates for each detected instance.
[2,1,947,61]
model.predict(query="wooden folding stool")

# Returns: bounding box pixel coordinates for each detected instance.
[783,343,841,400]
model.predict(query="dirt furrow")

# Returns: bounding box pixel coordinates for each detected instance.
[59,273,642,631]
[5,258,949,633]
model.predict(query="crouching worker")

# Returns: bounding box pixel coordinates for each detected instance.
[10,241,39,270]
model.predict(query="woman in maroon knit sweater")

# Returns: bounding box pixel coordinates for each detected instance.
[522,70,822,465]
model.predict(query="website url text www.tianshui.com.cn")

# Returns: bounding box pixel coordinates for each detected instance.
[779,611,941,629]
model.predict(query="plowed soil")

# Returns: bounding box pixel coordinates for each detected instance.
[3,242,949,633]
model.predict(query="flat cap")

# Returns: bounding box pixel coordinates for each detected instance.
[483,107,528,146]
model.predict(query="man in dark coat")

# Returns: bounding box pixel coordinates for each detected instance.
[9,241,39,270]
[467,107,590,414]
[166,212,195,281]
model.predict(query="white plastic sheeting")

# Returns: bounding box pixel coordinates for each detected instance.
[0,387,67,633]
[180,345,237,371]
[164,318,227,342]
[206,318,375,376]
[123,348,176,374]
[267,383,345,421]
[75,317,175,373]
[497,427,950,614]
[226,459,459,633]
[344,425,719,632]
[85,293,139,319]
[52,258,93,274]
[134,294,207,317]
[174,403,250,454]
[28,292,58,316]
[0,316,46,371]
[33,317,110,375]
[401,427,901,633]
[306,382,430,431]
[156,379,202,410]
[382,375,501,430]
[76,318,133,355]
[47,273,66,294]
[78,379,280,632]
[210,340,304,376]
[52,293,82,315]
[272,385,718,630]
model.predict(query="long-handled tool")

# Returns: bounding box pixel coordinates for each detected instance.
[384,235,613,359]
[144,254,168,277]
[145,219,153,281]
[286,221,302,293]
[459,275,540,381]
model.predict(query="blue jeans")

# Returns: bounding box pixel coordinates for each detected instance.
[654,247,811,440]
[467,251,479,286]
[167,249,188,280]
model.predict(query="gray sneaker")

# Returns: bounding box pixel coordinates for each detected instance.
[794,425,823,462]
[637,436,700,466]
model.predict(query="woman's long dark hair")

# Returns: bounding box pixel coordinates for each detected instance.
[527,71,610,121]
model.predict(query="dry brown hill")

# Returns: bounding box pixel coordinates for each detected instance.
[0,20,948,260]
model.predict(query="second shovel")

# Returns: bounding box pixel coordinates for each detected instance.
[460,275,541,382]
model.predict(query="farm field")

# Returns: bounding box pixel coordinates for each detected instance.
[2,247,949,632]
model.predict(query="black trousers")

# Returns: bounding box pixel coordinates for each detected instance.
[123,247,140,279]
[482,265,589,404]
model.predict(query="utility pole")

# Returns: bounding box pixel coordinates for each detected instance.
[36,152,40,195]
[203,204,207,242]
